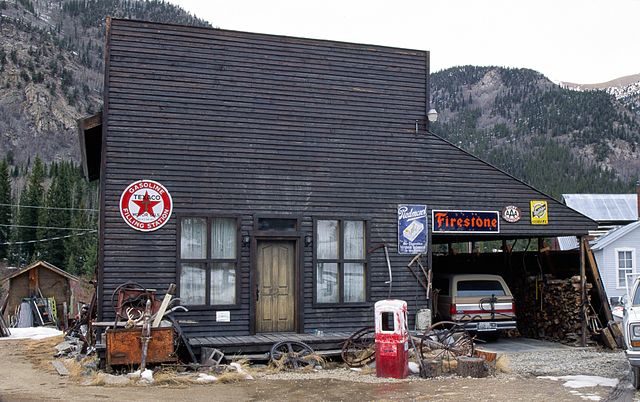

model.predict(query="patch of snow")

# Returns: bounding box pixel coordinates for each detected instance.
[0,327,62,340]
[196,373,217,383]
[140,369,154,383]
[230,362,254,380]
[538,375,618,389]
[408,361,420,374]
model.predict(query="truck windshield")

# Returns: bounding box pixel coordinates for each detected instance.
[633,284,640,305]
[457,280,506,297]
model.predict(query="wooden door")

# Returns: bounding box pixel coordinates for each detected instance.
[256,241,296,332]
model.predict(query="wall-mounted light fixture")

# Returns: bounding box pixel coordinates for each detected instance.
[242,234,251,247]
[304,235,313,247]
[427,108,438,123]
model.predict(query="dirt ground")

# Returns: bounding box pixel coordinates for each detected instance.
[0,338,628,402]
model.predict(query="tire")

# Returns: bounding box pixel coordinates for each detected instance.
[477,332,500,342]
[632,366,640,390]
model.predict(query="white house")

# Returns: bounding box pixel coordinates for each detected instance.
[591,220,640,302]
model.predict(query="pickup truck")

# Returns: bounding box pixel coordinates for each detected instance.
[433,273,517,336]
[623,276,640,388]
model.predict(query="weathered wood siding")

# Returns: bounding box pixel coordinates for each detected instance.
[100,20,596,337]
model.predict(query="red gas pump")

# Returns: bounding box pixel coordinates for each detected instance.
[374,299,409,379]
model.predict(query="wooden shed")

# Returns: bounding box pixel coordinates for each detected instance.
[1,261,79,325]
[80,19,599,356]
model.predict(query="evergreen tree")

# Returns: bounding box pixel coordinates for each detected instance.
[15,156,45,264]
[0,159,11,260]
[38,163,71,267]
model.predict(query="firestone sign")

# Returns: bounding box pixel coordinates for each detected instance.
[119,180,173,232]
[432,210,500,234]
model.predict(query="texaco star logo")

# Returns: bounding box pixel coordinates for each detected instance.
[119,180,173,232]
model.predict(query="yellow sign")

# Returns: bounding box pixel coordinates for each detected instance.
[530,200,548,225]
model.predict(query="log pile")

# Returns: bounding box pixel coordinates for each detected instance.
[515,275,595,345]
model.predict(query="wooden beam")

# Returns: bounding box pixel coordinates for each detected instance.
[28,269,38,296]
[580,236,587,347]
[584,239,614,323]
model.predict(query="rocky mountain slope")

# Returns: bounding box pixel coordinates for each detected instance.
[430,66,640,197]
[0,0,208,167]
[1,0,639,198]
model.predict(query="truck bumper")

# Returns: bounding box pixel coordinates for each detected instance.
[626,350,640,367]
[461,321,517,332]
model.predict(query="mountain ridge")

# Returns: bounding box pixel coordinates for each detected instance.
[1,0,639,199]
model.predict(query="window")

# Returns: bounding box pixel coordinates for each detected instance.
[315,219,366,304]
[617,248,635,288]
[179,217,238,306]
[456,280,506,297]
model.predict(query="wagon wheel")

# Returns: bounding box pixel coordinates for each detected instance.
[270,341,316,369]
[341,326,376,367]
[419,321,474,368]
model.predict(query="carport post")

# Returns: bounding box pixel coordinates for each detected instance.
[579,236,587,347]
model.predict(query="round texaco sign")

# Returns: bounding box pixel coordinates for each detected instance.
[119,180,173,232]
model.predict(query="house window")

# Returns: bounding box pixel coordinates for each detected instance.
[617,248,635,288]
[315,219,366,304]
[179,217,238,306]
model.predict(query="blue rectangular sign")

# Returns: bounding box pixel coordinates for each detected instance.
[432,210,500,234]
[398,204,427,255]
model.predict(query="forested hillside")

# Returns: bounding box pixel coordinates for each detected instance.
[1,1,639,274]
[0,0,208,272]
[430,66,640,198]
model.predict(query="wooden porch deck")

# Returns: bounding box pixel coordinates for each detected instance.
[188,331,354,359]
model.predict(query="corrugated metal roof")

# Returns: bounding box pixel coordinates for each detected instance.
[562,194,638,222]
[591,220,640,251]
[557,236,579,250]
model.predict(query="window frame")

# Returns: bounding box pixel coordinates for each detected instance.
[616,247,636,289]
[312,217,370,307]
[176,214,241,309]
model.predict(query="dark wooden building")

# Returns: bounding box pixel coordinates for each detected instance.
[81,19,596,351]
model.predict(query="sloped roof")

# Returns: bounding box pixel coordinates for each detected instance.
[0,260,79,283]
[562,194,638,222]
[591,220,640,251]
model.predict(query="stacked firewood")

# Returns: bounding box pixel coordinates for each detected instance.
[514,275,594,345]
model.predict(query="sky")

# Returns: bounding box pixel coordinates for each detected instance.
[168,0,640,84]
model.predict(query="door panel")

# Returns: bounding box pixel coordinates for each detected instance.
[256,241,295,332]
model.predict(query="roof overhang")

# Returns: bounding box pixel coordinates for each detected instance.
[78,112,103,181]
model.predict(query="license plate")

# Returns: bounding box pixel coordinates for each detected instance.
[478,322,497,331]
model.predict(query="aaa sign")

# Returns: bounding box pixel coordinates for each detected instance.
[119,179,173,232]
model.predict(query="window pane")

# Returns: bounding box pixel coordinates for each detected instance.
[211,262,236,305]
[181,218,206,259]
[344,263,365,302]
[257,218,297,231]
[180,263,206,305]
[344,221,365,259]
[212,218,236,259]
[619,269,632,288]
[317,220,338,259]
[316,262,338,303]
[457,280,506,296]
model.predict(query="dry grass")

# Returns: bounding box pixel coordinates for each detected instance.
[216,371,249,383]
[22,335,64,373]
[153,370,196,386]
[84,373,108,386]
[495,354,510,373]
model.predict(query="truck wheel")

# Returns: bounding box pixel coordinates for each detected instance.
[633,367,640,390]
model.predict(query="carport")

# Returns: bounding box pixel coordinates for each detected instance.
[426,220,612,347]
